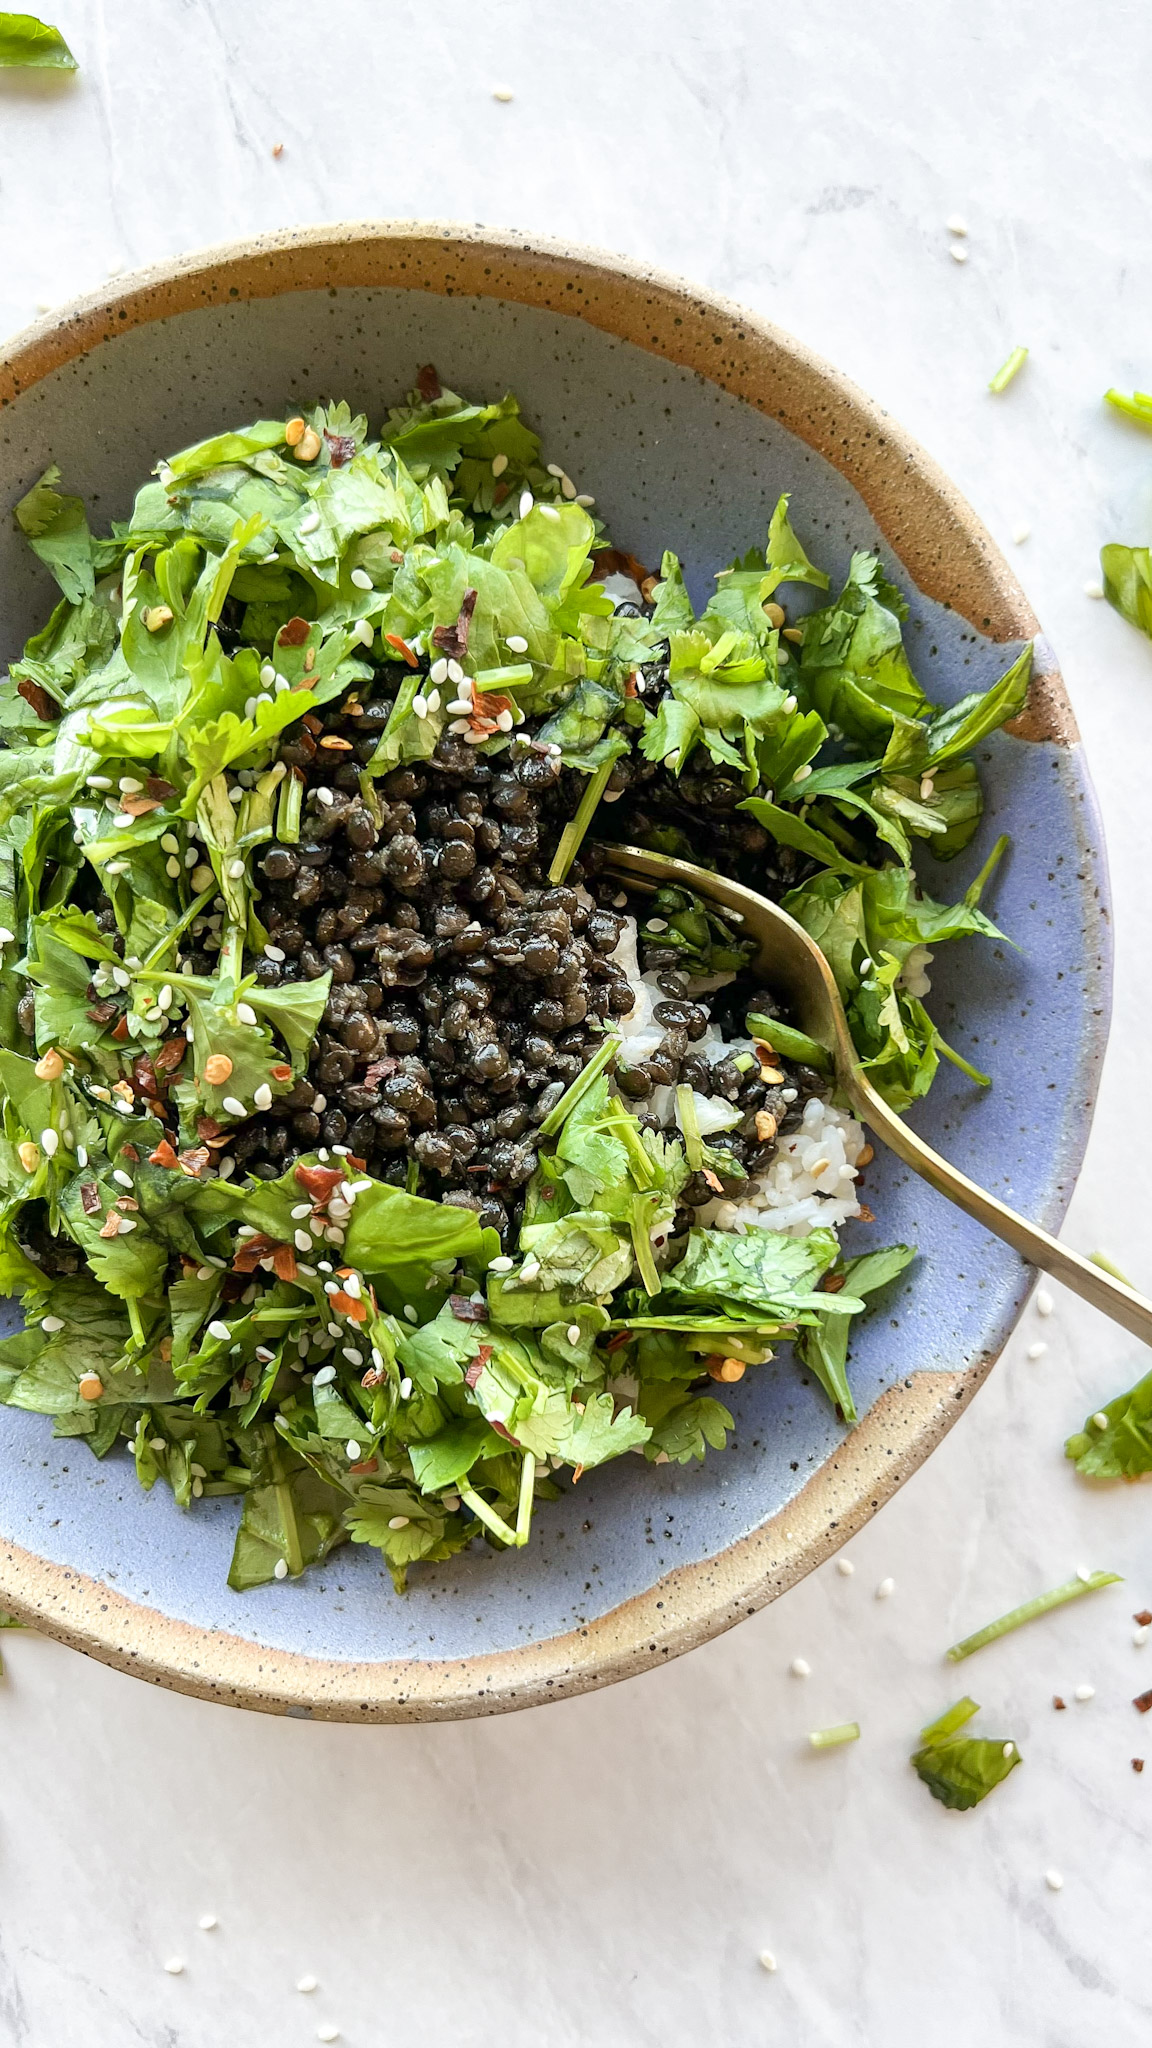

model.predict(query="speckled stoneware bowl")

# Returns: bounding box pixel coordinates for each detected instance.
[0,225,1109,1722]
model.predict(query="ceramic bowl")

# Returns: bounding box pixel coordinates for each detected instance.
[0,225,1109,1721]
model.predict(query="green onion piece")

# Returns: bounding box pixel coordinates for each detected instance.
[918,1695,979,1745]
[1104,387,1152,430]
[548,758,614,884]
[935,1036,992,1087]
[809,1722,860,1750]
[141,884,217,971]
[746,1012,831,1074]
[629,1194,662,1297]
[946,1570,1122,1663]
[988,346,1029,394]
[515,1451,536,1547]
[676,1083,703,1170]
[1089,1251,1132,1285]
[537,1032,620,1138]
[276,770,303,844]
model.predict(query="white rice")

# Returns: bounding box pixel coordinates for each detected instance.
[609,915,865,1242]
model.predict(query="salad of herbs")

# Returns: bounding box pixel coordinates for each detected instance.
[0,373,1031,1593]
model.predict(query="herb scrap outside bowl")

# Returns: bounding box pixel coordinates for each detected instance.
[0,225,1110,1722]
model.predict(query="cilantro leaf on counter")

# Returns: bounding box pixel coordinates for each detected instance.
[0,11,76,67]
[911,1697,1022,1811]
[1066,1366,1152,1477]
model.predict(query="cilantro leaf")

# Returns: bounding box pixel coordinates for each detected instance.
[911,1697,1022,1811]
[794,1245,916,1423]
[1066,1364,1152,1477]
[0,12,76,68]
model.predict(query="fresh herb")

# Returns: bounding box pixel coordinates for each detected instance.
[988,347,1029,394]
[946,1570,1122,1661]
[809,1721,860,1750]
[911,1697,1021,1810]
[1066,1368,1152,1478]
[0,11,76,68]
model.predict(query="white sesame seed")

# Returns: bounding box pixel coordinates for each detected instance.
[488,1255,513,1272]
[260,662,276,686]
[298,509,320,535]
[316,2027,341,2044]
[236,1002,258,1025]
[399,1376,413,1399]
[647,917,668,933]
[446,658,464,685]
[575,494,595,508]
[387,1516,409,1530]
[313,787,333,806]
[1027,1341,1048,1360]
[198,1914,218,1931]
[403,1304,418,1323]
[781,694,798,715]
[426,689,442,714]
[341,1348,363,1368]
[350,566,373,590]
[345,1440,362,1460]
[520,1258,541,1282]
[111,964,131,989]
[207,1320,230,1342]
[160,832,180,854]
[41,1314,65,1333]
[254,1346,275,1364]
[1012,522,1031,545]
[163,1957,184,1974]
[158,983,173,1011]
[40,1128,59,1158]
[106,861,128,876]
[496,709,514,732]
[566,1324,582,1346]
[323,1280,340,1296]
[296,1974,319,1993]
[506,633,529,653]
[356,618,374,647]
[1074,1683,1095,1702]
[312,1365,336,1386]
[224,858,243,879]
[273,1558,289,1580]
[119,776,142,794]
[790,1657,811,1678]
[221,1095,246,1116]
[876,1577,895,1599]
[1084,579,1105,600]
[291,1203,313,1219]
[1134,1626,1149,1646]
[519,489,534,518]
[1036,1288,1054,1316]
[264,944,286,962]
[946,213,968,235]
[1045,1870,1064,1892]
[427,658,448,687]
[87,774,113,790]
[1092,1411,1110,1431]
[165,856,181,878]
[112,1168,133,1189]
[758,1950,778,1973]
[412,694,428,719]
[274,674,290,694]
[185,848,200,868]
[294,1229,312,1252]
[836,1557,855,1577]
[253,1083,273,1111]
[949,242,969,263]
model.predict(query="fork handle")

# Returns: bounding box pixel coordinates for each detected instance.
[852,1072,1152,1344]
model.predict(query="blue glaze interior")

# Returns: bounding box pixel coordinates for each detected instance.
[0,288,1110,1665]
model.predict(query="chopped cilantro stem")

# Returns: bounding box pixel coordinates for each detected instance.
[935,1035,992,1087]
[629,1197,662,1296]
[515,1451,536,1545]
[141,885,217,971]
[676,1084,703,1170]
[963,833,1010,910]
[809,1721,860,1749]
[537,1032,620,1138]
[126,1296,145,1348]
[946,1570,1122,1663]
[1090,1251,1132,1285]
[548,758,614,884]
[919,1695,979,1744]
[458,1479,519,1548]
[988,347,1029,394]
[276,770,303,843]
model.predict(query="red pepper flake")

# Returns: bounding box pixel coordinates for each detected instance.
[821,1273,847,1293]
[1135,1690,1152,1714]
[493,481,510,505]
[571,1463,585,1483]
[347,1155,367,1173]
[589,546,652,588]
[149,1138,180,1170]
[605,1329,633,1353]
[80,1181,102,1216]
[16,677,60,722]
[491,1419,516,1443]
[233,1232,284,1273]
[384,633,419,668]
[294,1162,344,1204]
[450,1294,488,1323]
[431,587,478,662]
[155,1036,187,1073]
[539,1184,555,1201]
[145,775,176,802]
[331,1289,367,1323]
[1134,1758,1145,1773]
[301,713,323,736]
[348,1456,379,1475]
[702,1167,724,1194]
[98,1211,123,1238]
[85,997,121,1026]
[1135,1610,1152,1628]
[271,1244,299,1283]
[1053,1696,1066,1710]
[464,1343,493,1388]
[270,1063,293,1084]
[318,735,354,751]
[324,430,357,468]
[132,1054,162,1099]
[623,671,639,699]
[110,1015,130,1043]
[119,792,165,817]
[416,362,442,401]
[277,615,311,648]
[115,1195,139,1213]
[120,1142,140,1163]
[856,1203,876,1224]
[176,1146,211,1177]
[362,1056,398,1091]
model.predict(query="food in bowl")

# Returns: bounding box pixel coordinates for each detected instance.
[0,371,1030,1590]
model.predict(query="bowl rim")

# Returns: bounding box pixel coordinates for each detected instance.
[0,220,1107,1721]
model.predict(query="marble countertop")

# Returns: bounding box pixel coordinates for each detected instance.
[3,3,1152,2042]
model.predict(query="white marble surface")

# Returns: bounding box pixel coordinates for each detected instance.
[2,3,1152,2042]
